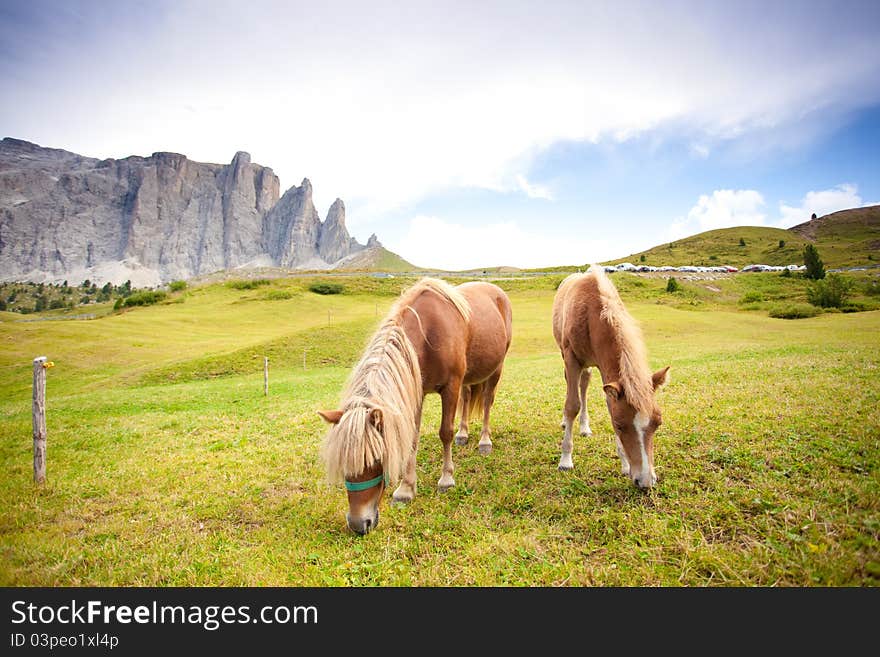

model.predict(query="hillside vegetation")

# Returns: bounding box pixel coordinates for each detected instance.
[606,205,880,269]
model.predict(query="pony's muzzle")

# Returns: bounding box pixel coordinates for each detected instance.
[346,510,379,535]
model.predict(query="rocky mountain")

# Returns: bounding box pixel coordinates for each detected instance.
[0,138,376,286]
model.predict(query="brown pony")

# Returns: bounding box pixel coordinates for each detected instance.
[552,265,669,488]
[319,278,513,534]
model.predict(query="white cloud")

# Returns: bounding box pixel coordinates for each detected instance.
[689,143,710,159]
[696,189,765,228]
[5,2,880,224]
[514,175,554,200]
[666,189,766,241]
[389,215,608,271]
[778,184,864,227]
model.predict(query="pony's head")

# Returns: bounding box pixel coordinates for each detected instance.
[319,397,414,535]
[602,365,670,489]
[319,406,389,534]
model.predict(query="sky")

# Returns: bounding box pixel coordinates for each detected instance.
[2,0,880,270]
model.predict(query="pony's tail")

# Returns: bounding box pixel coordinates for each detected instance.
[466,382,485,420]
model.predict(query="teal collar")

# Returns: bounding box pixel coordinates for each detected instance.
[344,473,389,492]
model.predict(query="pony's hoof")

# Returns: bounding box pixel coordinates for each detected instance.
[579,428,593,437]
[478,443,492,455]
[437,480,455,492]
[454,433,469,446]
[558,464,573,471]
[391,495,412,507]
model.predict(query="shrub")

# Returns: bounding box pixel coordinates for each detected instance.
[739,237,746,247]
[114,297,124,310]
[806,274,854,308]
[264,290,296,300]
[0,299,6,311]
[780,268,792,278]
[169,280,187,292]
[769,303,820,319]
[49,299,65,310]
[778,240,786,249]
[740,291,764,304]
[665,277,681,293]
[227,279,270,290]
[122,290,167,307]
[309,282,344,295]
[639,255,646,262]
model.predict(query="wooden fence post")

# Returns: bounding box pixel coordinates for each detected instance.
[33,356,48,484]
[263,357,269,396]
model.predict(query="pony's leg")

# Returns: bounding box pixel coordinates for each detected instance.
[437,380,461,491]
[560,356,570,428]
[578,368,593,436]
[478,371,502,455]
[559,352,581,471]
[392,401,423,505]
[454,384,471,446]
[615,436,631,477]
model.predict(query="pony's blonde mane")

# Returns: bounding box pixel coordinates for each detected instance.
[587,264,655,415]
[390,277,471,324]
[321,278,470,483]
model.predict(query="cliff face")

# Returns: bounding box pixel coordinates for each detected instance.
[0,138,366,285]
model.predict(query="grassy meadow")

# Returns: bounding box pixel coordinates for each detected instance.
[1,272,878,586]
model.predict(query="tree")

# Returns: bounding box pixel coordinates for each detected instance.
[639,254,646,262]
[739,237,746,247]
[811,213,817,220]
[803,244,825,280]
[778,240,785,249]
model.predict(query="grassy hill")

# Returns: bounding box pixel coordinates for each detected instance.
[334,245,418,272]
[789,205,880,266]
[606,205,880,269]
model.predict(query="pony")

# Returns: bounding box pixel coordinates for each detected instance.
[319,277,513,534]
[552,264,670,488]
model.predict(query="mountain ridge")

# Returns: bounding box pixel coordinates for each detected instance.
[0,138,404,285]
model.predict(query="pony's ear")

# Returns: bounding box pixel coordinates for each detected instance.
[652,366,671,390]
[603,382,622,401]
[369,408,384,432]
[317,409,343,424]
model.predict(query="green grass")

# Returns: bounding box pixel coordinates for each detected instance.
[1,274,878,586]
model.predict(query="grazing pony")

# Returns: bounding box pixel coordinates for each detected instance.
[552,265,669,488]
[319,278,513,534]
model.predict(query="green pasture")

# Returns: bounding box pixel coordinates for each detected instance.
[1,273,878,586]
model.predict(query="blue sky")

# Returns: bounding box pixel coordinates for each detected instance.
[2,0,879,270]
